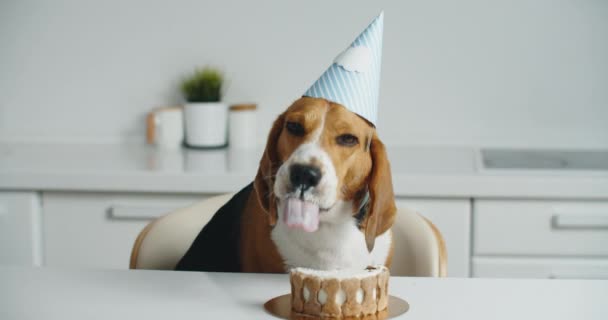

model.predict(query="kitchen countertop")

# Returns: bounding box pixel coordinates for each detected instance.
[0,142,607,198]
[2,266,607,320]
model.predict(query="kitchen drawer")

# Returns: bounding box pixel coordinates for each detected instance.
[396,198,471,277]
[0,192,41,266]
[472,257,608,279]
[43,192,215,269]
[474,200,608,256]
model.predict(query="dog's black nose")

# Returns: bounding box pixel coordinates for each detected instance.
[290,164,322,191]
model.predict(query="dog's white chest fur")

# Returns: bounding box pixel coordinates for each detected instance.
[271,202,391,270]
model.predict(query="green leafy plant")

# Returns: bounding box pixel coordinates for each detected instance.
[181,67,223,102]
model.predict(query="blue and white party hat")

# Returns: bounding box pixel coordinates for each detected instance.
[304,12,384,126]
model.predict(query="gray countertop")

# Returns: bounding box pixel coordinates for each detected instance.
[1,142,607,198]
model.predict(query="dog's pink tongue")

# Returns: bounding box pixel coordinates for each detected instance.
[284,198,320,232]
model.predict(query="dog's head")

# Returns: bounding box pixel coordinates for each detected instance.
[254,97,396,251]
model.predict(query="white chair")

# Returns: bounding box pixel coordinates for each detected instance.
[130,194,447,277]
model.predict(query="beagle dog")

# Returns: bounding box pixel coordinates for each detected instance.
[176,97,396,273]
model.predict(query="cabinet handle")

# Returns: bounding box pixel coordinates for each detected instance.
[551,214,608,230]
[107,205,176,220]
[549,272,608,280]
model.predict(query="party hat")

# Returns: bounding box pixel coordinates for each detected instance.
[304,12,384,126]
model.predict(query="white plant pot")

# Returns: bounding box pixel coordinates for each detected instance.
[184,102,228,148]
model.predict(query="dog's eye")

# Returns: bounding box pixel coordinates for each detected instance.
[286,121,305,136]
[336,134,359,147]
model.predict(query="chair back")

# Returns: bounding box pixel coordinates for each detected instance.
[130,194,447,277]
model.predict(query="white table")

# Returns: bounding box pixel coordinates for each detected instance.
[1,267,607,320]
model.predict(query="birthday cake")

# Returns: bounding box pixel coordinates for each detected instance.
[289,266,389,318]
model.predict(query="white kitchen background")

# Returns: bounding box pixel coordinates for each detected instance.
[1,0,607,147]
[1,0,607,279]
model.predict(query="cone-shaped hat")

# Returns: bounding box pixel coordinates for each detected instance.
[304,12,384,126]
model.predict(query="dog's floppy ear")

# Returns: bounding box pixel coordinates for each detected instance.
[253,112,285,226]
[363,133,397,252]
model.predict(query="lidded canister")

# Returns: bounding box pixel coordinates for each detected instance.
[228,104,257,149]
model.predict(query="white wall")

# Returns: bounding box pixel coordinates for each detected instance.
[1,0,607,148]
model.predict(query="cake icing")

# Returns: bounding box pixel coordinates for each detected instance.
[289,265,389,318]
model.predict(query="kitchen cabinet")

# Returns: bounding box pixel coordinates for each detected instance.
[396,198,471,277]
[42,192,211,269]
[474,200,608,256]
[40,193,472,274]
[0,192,41,266]
[472,257,608,279]
[473,199,608,279]
[7,190,606,278]
[2,143,607,276]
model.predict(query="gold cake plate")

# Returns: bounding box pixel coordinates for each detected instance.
[264,294,409,320]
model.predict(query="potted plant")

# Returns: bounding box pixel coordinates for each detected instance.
[181,67,228,148]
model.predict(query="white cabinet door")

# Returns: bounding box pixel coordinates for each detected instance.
[472,257,608,279]
[0,192,41,266]
[395,198,471,277]
[43,192,212,269]
[474,200,608,256]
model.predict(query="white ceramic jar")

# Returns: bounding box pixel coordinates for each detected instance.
[229,104,257,149]
[146,106,184,149]
[183,102,228,148]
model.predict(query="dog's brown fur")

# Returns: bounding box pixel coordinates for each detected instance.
[241,97,396,272]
